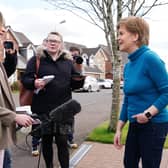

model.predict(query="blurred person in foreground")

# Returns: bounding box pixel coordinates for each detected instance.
[0,11,34,168]
[21,31,85,168]
[114,16,168,168]
[1,12,18,168]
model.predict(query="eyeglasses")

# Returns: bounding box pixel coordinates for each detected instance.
[47,39,61,44]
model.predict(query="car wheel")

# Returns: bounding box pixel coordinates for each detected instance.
[88,85,92,92]
[97,87,100,92]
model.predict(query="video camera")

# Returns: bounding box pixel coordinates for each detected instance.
[73,55,83,64]
[3,41,14,49]
[29,99,81,138]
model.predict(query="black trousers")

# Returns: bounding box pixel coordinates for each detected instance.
[124,122,168,168]
[42,134,69,168]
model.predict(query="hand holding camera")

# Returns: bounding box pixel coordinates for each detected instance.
[3,41,15,54]
[73,55,83,64]
[73,55,84,74]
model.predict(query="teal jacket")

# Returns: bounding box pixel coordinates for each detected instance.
[120,45,168,123]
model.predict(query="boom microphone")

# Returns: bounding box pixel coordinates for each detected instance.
[49,99,81,122]
[29,99,81,137]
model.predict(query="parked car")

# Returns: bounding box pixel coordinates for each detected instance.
[105,79,123,89]
[104,79,113,88]
[97,79,111,89]
[81,76,100,92]
[120,80,124,88]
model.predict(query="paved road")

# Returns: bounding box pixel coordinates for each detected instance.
[12,89,114,168]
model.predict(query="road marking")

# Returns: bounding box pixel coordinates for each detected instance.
[82,102,97,106]
[69,143,92,168]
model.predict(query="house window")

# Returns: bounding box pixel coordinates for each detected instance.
[27,49,34,60]
[82,54,88,66]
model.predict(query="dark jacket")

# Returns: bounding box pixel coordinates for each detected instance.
[0,51,17,149]
[3,50,17,77]
[21,50,84,134]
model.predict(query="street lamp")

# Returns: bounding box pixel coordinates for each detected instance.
[59,20,66,24]
[53,19,66,31]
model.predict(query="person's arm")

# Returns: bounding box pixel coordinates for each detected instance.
[132,105,158,123]
[3,49,17,77]
[15,114,34,127]
[146,54,168,110]
[21,56,37,90]
[70,61,85,90]
[0,107,16,126]
[113,95,128,149]
[0,107,33,127]
[113,120,126,149]
[119,95,128,122]
[133,53,168,123]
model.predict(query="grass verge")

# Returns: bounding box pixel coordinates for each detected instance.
[86,120,168,148]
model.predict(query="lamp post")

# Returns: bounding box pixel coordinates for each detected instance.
[59,20,66,24]
[54,19,66,31]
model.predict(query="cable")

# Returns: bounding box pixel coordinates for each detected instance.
[37,142,42,168]
[15,130,42,168]
[15,99,81,167]
[14,133,31,152]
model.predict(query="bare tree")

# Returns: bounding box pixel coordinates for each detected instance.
[44,0,168,131]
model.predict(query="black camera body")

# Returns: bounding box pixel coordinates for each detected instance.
[3,41,14,49]
[73,55,83,64]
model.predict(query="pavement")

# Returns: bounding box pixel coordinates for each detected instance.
[12,93,168,168]
[70,141,168,168]
[11,129,168,168]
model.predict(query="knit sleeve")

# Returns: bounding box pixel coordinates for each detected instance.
[145,52,168,110]
[119,95,128,122]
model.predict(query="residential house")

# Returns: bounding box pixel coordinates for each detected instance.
[81,46,111,79]
[64,42,103,78]
[64,41,86,51]
[1,26,128,84]
[2,26,36,84]
[65,43,128,80]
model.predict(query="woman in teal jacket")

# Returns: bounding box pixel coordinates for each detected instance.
[114,16,168,168]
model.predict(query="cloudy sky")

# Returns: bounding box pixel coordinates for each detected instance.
[0,0,168,67]
[0,0,106,47]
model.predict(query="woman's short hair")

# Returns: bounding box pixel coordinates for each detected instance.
[47,31,63,42]
[117,16,149,46]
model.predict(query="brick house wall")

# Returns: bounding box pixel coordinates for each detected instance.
[93,51,106,78]
[105,61,112,79]
[93,48,112,79]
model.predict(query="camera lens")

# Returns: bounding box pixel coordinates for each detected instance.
[3,41,13,49]
[74,56,83,64]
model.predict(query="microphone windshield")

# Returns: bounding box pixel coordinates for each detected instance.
[49,99,81,122]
